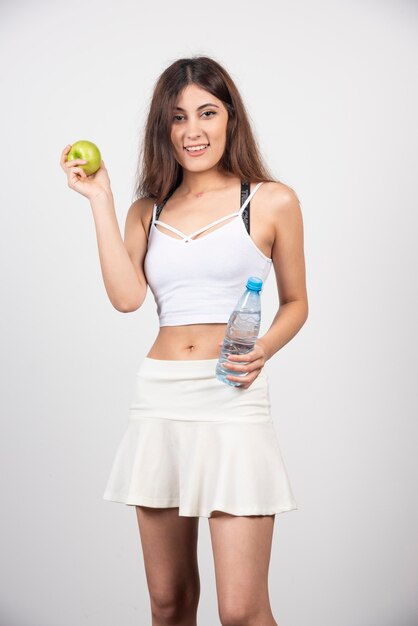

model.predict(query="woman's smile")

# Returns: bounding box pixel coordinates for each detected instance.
[184,144,210,156]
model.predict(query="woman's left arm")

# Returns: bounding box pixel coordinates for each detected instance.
[223,185,308,386]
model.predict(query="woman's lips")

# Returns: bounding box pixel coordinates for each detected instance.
[184,145,209,157]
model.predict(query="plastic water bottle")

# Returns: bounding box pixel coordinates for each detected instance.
[216,276,263,387]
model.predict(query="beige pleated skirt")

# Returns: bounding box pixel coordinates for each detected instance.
[102,356,297,518]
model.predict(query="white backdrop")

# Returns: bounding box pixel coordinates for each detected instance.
[1,0,417,624]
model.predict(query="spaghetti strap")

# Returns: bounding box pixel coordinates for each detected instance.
[154,220,188,239]
[148,203,159,239]
[238,181,264,216]
[152,181,264,242]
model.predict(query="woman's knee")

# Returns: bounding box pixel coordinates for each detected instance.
[150,585,200,622]
[219,599,273,626]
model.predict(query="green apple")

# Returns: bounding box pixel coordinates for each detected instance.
[68,140,102,176]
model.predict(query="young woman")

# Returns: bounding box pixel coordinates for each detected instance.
[60,56,308,626]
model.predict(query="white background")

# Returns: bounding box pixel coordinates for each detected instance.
[0,0,417,624]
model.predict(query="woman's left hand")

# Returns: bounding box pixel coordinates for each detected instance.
[217,340,269,389]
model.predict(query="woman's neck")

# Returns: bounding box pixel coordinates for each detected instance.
[179,171,233,198]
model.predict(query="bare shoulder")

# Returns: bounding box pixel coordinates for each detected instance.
[260,181,303,236]
[126,196,156,238]
[260,181,302,216]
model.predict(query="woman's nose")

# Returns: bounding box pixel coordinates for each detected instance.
[185,118,203,137]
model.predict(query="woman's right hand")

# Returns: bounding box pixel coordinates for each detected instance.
[60,144,112,201]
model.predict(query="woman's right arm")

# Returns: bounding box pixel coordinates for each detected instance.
[60,144,149,312]
[90,192,148,312]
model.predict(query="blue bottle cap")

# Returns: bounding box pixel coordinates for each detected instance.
[246,276,263,292]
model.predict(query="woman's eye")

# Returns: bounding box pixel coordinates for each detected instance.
[173,111,216,122]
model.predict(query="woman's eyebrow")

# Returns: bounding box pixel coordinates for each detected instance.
[174,103,220,111]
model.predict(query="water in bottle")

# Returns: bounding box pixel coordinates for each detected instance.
[216,276,263,387]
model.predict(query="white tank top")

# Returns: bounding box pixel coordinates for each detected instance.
[144,181,273,326]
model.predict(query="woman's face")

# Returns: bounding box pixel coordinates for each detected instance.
[170,84,229,171]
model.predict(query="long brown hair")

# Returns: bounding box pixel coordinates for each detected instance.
[133,56,278,205]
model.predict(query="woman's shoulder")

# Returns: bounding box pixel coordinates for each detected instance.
[130,195,157,207]
[128,196,157,233]
[257,181,302,215]
[257,180,298,200]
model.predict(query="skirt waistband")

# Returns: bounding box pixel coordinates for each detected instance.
[143,357,219,364]
[130,356,271,423]
[139,356,220,377]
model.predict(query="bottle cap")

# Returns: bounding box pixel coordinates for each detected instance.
[246,276,263,292]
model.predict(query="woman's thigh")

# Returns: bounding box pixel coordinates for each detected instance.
[208,511,275,618]
[135,505,200,605]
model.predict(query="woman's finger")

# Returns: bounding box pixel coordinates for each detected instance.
[61,144,71,157]
[228,350,257,361]
[223,360,251,372]
[69,167,87,180]
[227,370,259,385]
[65,158,87,168]
[60,145,72,167]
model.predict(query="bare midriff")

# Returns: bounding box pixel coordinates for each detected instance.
[146,324,228,360]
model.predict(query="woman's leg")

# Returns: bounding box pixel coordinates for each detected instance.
[209,511,277,626]
[135,505,200,626]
